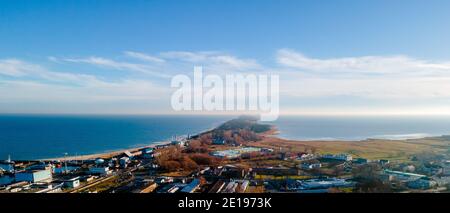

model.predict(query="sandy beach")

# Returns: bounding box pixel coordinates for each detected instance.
[42,140,171,161]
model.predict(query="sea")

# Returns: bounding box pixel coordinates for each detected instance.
[2,114,450,160]
[0,114,230,160]
[266,115,450,141]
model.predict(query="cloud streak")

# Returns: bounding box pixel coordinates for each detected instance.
[160,51,261,70]
[62,56,171,78]
[3,49,450,114]
[277,49,450,77]
[124,51,165,63]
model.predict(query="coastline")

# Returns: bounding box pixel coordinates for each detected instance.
[41,140,171,161]
[255,125,450,162]
[40,120,450,162]
[40,127,215,161]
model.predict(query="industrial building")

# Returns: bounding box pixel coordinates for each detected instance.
[297,178,354,190]
[321,154,353,161]
[88,166,111,175]
[14,169,52,183]
[384,169,426,181]
[63,177,81,188]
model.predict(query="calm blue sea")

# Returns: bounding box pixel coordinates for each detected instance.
[2,115,450,160]
[266,115,450,141]
[0,114,230,160]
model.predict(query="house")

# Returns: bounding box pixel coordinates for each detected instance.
[0,174,14,186]
[155,176,174,184]
[119,157,129,168]
[237,180,250,193]
[221,165,249,179]
[208,180,226,193]
[221,181,239,193]
[171,140,185,147]
[0,160,15,173]
[155,144,170,149]
[81,175,96,182]
[180,179,201,193]
[384,169,426,181]
[63,177,80,188]
[141,148,155,159]
[280,152,298,160]
[321,154,353,161]
[442,160,450,176]
[212,138,226,145]
[35,183,63,193]
[378,159,390,166]
[53,166,79,174]
[299,162,322,170]
[220,180,250,193]
[353,158,370,164]
[297,178,354,190]
[88,166,111,175]
[297,153,315,161]
[15,169,52,183]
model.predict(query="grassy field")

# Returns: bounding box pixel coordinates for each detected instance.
[254,134,450,162]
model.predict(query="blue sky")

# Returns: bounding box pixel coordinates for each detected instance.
[1,0,450,115]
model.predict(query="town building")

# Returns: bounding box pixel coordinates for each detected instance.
[407,178,437,189]
[35,183,63,193]
[384,169,426,181]
[353,158,370,164]
[180,179,200,193]
[119,157,129,168]
[88,166,111,175]
[155,176,174,184]
[208,180,226,193]
[14,169,52,183]
[296,178,354,190]
[321,154,353,161]
[378,159,390,166]
[0,160,15,173]
[141,148,154,159]
[297,153,315,161]
[212,138,226,145]
[63,177,81,188]
[221,181,239,193]
[139,182,158,193]
[0,174,14,186]
[299,162,322,170]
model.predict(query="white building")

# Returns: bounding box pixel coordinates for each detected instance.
[384,169,426,181]
[299,162,322,170]
[119,157,129,168]
[64,177,81,188]
[15,169,52,183]
[88,166,111,175]
[321,154,353,161]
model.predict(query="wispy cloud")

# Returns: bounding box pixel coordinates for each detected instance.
[276,49,450,100]
[0,59,170,103]
[0,59,99,84]
[61,56,171,78]
[124,51,165,63]
[160,51,260,70]
[277,49,450,77]
[4,49,450,114]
